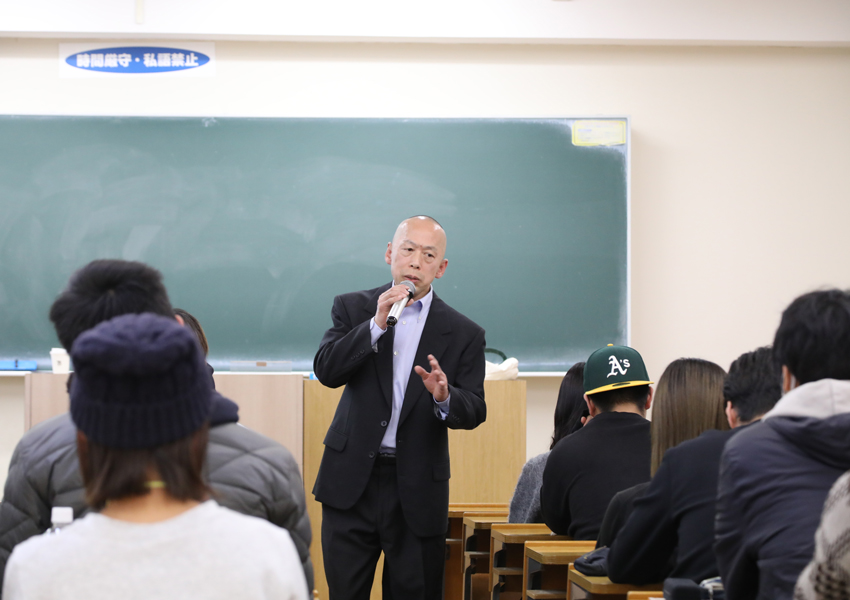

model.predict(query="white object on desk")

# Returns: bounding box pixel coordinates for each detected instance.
[50,348,70,374]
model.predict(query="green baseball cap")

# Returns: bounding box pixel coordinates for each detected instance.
[584,344,653,395]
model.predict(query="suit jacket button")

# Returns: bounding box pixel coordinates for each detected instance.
[381,421,388,427]
[368,451,376,459]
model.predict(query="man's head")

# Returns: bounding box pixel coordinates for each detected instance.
[583,344,653,416]
[385,216,448,301]
[49,259,173,351]
[724,346,782,427]
[70,313,213,509]
[773,289,850,391]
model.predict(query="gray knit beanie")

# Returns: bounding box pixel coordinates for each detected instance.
[69,312,212,449]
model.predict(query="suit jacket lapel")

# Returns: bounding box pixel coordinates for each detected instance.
[398,293,452,427]
[365,284,395,409]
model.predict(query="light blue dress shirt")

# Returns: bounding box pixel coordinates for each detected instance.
[369,285,450,453]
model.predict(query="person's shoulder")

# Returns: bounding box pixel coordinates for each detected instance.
[207,423,300,479]
[15,412,76,463]
[432,294,484,334]
[673,428,736,455]
[208,503,297,546]
[8,512,96,566]
[336,284,388,304]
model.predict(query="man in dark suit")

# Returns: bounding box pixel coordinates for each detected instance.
[313,216,487,600]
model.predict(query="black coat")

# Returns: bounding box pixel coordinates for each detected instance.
[715,381,850,600]
[312,284,487,537]
[540,411,651,540]
[607,428,736,584]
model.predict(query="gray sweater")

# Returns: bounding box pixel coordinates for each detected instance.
[509,451,550,523]
[3,501,308,600]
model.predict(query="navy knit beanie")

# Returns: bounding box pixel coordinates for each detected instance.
[69,313,212,449]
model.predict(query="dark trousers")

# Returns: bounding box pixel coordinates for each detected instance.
[322,456,446,600]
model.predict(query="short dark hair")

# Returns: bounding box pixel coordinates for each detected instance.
[725,346,782,423]
[49,260,173,351]
[551,362,587,449]
[78,425,210,511]
[588,384,650,413]
[174,308,209,356]
[773,289,850,384]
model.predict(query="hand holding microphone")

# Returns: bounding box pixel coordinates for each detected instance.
[374,281,416,330]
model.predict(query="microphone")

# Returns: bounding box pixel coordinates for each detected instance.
[386,280,416,327]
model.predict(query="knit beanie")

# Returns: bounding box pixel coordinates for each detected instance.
[69,312,212,449]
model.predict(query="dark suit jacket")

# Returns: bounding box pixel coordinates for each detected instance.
[312,284,487,537]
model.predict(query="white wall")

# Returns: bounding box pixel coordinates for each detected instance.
[2,39,850,459]
[2,0,849,45]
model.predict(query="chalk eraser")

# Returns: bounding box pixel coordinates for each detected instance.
[0,360,38,371]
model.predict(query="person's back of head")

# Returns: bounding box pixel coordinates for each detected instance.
[70,313,212,510]
[724,346,782,427]
[49,259,173,351]
[773,289,850,386]
[584,345,653,415]
[650,358,728,475]
[551,362,587,449]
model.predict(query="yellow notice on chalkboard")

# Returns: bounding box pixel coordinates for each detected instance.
[572,120,627,146]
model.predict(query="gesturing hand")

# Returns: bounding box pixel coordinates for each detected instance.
[414,354,449,403]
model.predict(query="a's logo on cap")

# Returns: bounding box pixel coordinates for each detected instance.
[607,355,630,378]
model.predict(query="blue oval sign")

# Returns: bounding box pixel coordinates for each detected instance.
[65,46,210,73]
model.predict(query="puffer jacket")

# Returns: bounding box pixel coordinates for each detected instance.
[715,379,850,600]
[0,393,313,594]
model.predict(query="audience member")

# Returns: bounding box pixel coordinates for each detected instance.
[0,260,314,592]
[2,314,308,600]
[607,349,780,584]
[597,357,728,548]
[509,362,586,523]
[540,345,652,539]
[715,290,850,600]
[795,469,850,599]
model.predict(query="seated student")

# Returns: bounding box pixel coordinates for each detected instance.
[597,357,728,548]
[607,348,780,585]
[0,260,313,591]
[509,362,586,523]
[715,290,850,600]
[540,345,653,540]
[2,314,308,600]
[795,469,850,599]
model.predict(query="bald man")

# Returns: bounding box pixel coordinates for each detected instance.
[313,216,487,600]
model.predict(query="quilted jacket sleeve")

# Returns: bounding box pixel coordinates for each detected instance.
[207,423,314,591]
[0,414,85,598]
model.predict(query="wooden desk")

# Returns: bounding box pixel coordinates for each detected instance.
[567,566,662,600]
[626,593,664,600]
[522,541,596,600]
[489,524,568,600]
[463,512,509,600]
[447,504,510,600]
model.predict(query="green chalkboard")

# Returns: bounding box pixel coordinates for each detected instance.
[0,116,628,371]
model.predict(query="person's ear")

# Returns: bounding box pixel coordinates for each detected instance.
[726,401,740,429]
[584,394,598,418]
[781,365,798,394]
[175,314,185,326]
[644,386,653,411]
[434,258,448,279]
[385,242,393,266]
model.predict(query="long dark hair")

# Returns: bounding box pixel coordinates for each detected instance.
[650,358,728,475]
[551,362,587,450]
